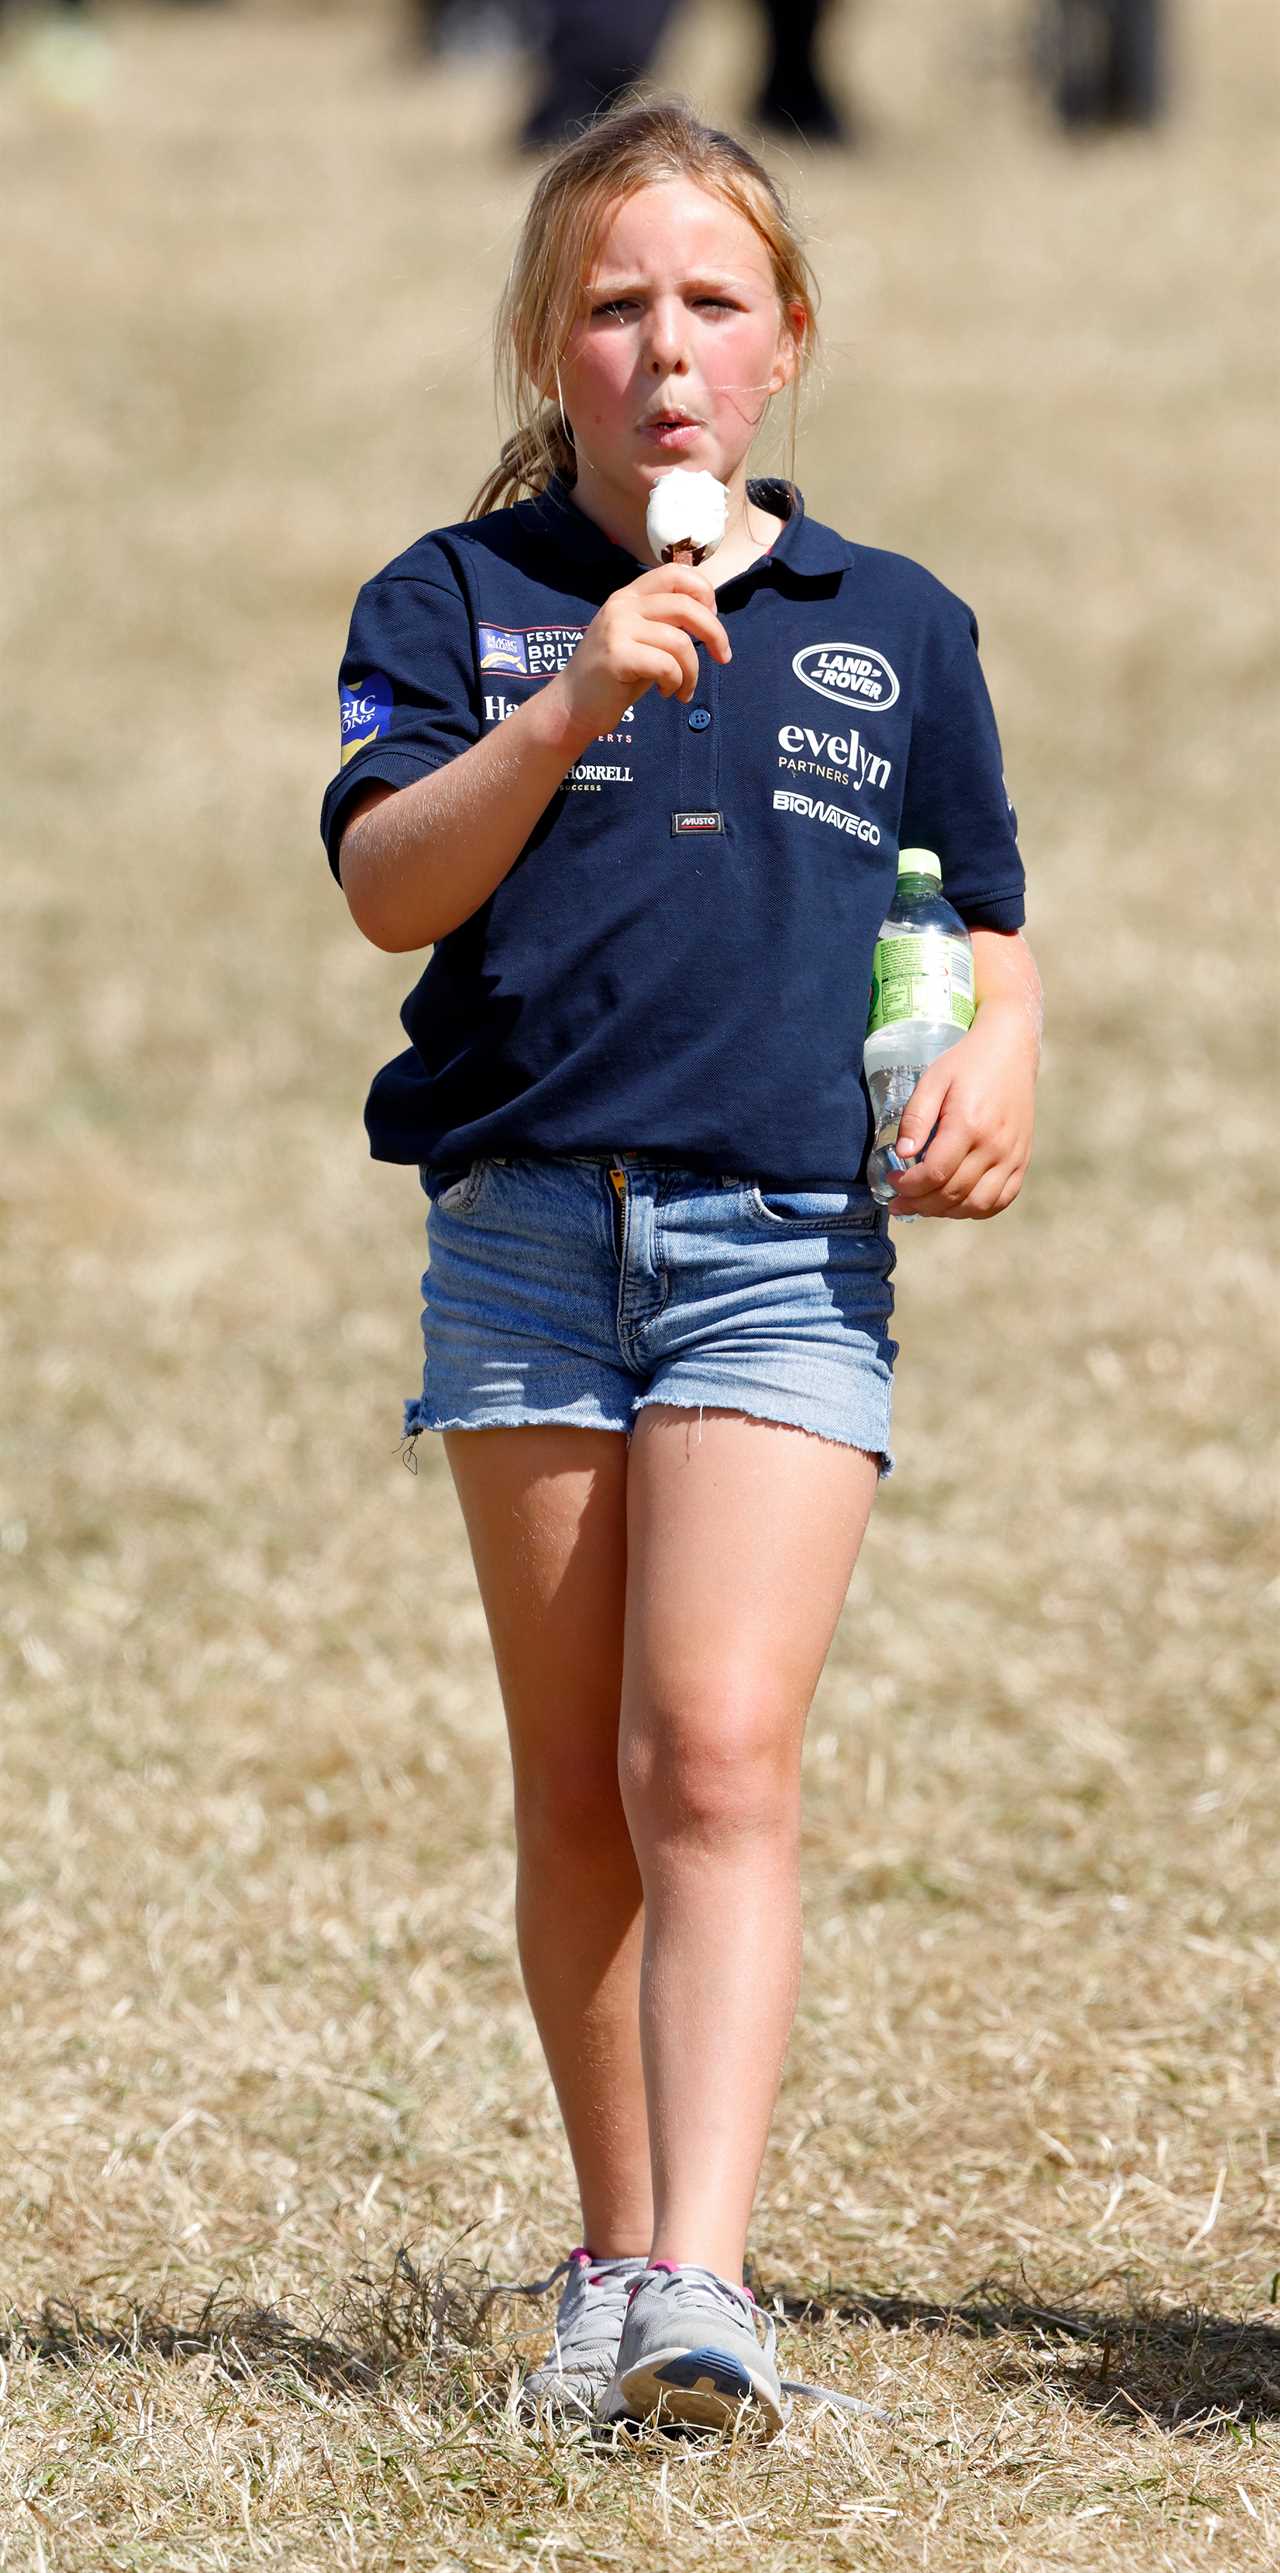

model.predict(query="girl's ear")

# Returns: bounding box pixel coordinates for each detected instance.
[767,299,807,398]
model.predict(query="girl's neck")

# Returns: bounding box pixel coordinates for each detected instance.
[565,462,785,588]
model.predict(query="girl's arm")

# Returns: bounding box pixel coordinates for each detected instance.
[338,565,730,951]
[884,927,1043,1220]
[337,684,597,951]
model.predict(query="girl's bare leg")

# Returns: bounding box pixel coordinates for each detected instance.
[618,1408,880,2288]
[441,1424,653,2257]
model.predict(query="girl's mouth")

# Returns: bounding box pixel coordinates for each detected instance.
[642,412,704,449]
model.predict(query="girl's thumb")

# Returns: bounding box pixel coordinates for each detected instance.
[896,1091,939,1160]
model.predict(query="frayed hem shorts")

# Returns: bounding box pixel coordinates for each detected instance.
[401,1152,900,1479]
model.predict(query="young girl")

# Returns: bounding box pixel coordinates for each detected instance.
[321,99,1041,2441]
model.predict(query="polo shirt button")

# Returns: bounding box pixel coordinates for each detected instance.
[688,707,712,731]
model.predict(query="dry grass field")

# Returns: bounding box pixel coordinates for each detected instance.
[2,0,1277,2564]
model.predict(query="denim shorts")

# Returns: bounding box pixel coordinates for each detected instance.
[402,1152,899,1477]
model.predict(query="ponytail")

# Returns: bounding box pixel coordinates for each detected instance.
[467,407,576,519]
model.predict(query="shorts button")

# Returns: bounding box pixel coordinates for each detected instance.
[687,706,712,731]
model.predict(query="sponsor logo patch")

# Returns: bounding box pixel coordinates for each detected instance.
[792,643,900,713]
[773,789,880,845]
[477,624,529,677]
[340,672,392,766]
[564,760,634,791]
[672,809,724,835]
[478,622,586,678]
[776,722,891,796]
[484,690,636,745]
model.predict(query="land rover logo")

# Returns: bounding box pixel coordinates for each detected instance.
[792,643,900,713]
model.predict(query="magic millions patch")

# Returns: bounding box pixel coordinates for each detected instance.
[340,672,393,766]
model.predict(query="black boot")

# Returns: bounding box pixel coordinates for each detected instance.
[750,0,854,145]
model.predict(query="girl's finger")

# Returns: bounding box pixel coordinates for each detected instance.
[906,1144,1006,1218]
[967,1174,1018,1220]
[639,594,732,659]
[625,644,699,699]
[630,624,700,692]
[892,1112,973,1199]
[894,1081,953,1165]
[636,562,717,602]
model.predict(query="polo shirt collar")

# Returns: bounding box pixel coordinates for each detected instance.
[526,471,847,583]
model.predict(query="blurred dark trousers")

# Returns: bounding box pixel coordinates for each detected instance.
[756,0,841,135]
[521,0,685,146]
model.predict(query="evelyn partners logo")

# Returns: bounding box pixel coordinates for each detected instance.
[791,643,900,714]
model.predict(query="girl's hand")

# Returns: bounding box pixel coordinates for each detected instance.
[885,958,1041,1218]
[550,564,732,745]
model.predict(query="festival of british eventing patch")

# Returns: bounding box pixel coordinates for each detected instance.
[478,623,586,679]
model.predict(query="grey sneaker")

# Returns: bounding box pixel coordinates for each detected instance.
[501,2246,652,2424]
[599,2260,788,2437]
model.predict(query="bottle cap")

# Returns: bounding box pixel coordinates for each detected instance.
[898,847,942,881]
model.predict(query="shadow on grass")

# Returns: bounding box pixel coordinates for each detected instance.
[5,2246,1278,2434]
[763,2273,1280,2433]
[1,2244,489,2402]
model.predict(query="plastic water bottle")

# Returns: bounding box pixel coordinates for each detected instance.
[865,848,975,1210]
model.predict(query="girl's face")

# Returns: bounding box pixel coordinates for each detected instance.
[554,179,802,532]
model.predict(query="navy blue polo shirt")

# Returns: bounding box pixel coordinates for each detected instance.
[320,475,1025,1188]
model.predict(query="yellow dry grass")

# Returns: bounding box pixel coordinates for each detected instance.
[2,0,1277,2565]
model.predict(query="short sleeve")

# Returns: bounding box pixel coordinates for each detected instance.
[320,568,480,884]
[899,605,1026,931]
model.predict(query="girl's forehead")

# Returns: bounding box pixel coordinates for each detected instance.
[585,179,773,283]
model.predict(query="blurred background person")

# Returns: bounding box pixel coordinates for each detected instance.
[1038,0,1168,129]
[1,0,109,104]
[514,0,855,153]
[753,0,851,141]
[409,0,525,61]
[517,0,684,150]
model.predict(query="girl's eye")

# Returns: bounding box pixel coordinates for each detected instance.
[589,295,738,319]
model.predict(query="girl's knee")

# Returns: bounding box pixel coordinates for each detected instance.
[619,1708,799,1840]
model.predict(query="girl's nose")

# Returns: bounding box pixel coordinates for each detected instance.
[644,299,691,376]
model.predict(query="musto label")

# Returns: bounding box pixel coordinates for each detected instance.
[868,934,975,1034]
[792,643,900,712]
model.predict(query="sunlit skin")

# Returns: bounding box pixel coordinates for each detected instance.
[553,179,806,584]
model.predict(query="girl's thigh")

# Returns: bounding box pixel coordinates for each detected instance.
[441,1424,631,1814]
[619,1405,879,1799]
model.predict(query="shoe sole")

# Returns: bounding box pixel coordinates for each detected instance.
[615,2341,785,2436]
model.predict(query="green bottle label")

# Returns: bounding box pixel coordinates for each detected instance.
[867,934,975,1036]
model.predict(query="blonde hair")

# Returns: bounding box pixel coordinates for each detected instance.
[466,97,820,519]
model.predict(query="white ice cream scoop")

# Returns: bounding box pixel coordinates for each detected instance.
[645,468,729,567]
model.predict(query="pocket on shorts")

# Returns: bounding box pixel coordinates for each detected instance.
[746,1182,882,1232]
[421,1158,493,1217]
